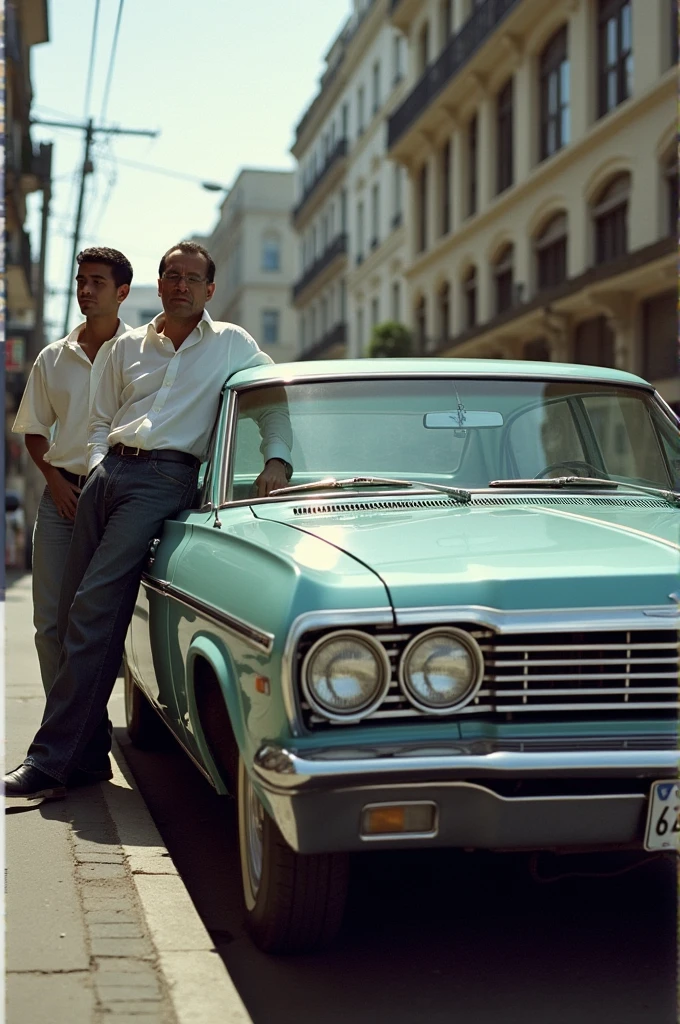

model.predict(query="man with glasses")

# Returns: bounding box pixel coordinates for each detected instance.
[5,241,292,799]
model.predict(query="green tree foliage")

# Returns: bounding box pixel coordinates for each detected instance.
[367,321,413,357]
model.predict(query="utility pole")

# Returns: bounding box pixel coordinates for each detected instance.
[31,117,159,336]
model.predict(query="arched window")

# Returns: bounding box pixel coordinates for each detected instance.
[418,22,430,73]
[664,150,678,238]
[493,244,514,315]
[539,26,570,160]
[597,0,632,118]
[592,173,630,264]
[463,266,477,328]
[262,234,280,272]
[438,281,450,343]
[535,212,568,289]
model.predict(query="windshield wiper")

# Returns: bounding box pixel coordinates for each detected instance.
[489,477,680,505]
[270,476,471,503]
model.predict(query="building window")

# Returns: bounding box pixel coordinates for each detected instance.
[463,266,477,328]
[439,0,452,46]
[339,279,346,320]
[665,150,678,237]
[392,164,403,227]
[592,173,630,264]
[525,338,551,361]
[493,244,514,315]
[357,86,365,134]
[418,163,428,252]
[371,183,380,249]
[598,0,633,118]
[642,291,678,380]
[574,315,616,367]
[467,115,478,217]
[392,280,400,321]
[418,22,430,73]
[539,26,570,160]
[440,140,451,236]
[535,212,568,290]
[261,234,280,272]
[356,201,365,263]
[356,307,364,352]
[415,296,426,353]
[342,102,349,138]
[340,189,348,232]
[372,61,381,114]
[262,309,280,345]
[371,296,380,329]
[393,33,404,84]
[496,78,514,195]
[438,282,450,343]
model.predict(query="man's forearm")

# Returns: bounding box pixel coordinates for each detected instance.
[25,434,57,481]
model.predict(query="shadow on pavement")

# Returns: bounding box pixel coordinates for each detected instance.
[116,724,678,1024]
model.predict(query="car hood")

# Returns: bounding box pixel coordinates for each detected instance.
[253,496,680,611]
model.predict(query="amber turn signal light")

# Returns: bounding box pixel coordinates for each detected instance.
[361,802,437,837]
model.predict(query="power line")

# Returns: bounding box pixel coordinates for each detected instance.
[95,151,229,189]
[82,0,102,120]
[100,0,125,124]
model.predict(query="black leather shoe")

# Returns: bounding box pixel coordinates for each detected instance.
[68,764,113,787]
[4,764,66,800]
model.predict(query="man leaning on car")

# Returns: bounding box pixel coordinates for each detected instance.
[4,240,292,800]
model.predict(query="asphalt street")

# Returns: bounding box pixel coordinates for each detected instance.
[115,699,679,1023]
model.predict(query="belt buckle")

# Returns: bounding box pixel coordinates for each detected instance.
[127,445,141,456]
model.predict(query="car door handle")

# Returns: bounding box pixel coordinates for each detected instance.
[147,537,161,567]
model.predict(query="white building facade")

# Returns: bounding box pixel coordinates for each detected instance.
[208,169,297,362]
[291,0,410,359]
[387,0,678,403]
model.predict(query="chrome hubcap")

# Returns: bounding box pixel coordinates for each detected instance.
[244,770,264,898]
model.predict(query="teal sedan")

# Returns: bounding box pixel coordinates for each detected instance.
[124,359,680,952]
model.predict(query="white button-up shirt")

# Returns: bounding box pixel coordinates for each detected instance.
[88,310,292,473]
[12,319,131,476]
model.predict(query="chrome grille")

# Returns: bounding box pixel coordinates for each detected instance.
[296,624,680,730]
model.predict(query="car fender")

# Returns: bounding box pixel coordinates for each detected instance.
[185,633,247,796]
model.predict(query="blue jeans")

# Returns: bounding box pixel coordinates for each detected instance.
[32,486,74,694]
[25,451,198,783]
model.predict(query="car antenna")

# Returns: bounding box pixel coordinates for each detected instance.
[213,506,222,529]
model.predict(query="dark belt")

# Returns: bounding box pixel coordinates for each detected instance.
[109,443,199,469]
[58,467,87,487]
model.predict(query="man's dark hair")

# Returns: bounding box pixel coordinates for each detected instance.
[76,247,133,288]
[158,241,216,284]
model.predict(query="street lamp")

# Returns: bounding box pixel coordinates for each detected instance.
[201,181,230,193]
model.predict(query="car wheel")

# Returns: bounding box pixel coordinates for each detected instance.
[237,756,349,953]
[123,660,167,750]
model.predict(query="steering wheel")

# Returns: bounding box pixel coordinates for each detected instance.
[535,460,609,480]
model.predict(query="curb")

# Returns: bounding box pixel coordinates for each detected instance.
[103,736,253,1024]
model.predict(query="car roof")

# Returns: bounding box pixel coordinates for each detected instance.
[227,358,653,389]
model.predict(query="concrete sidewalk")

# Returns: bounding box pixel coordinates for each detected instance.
[5,572,251,1024]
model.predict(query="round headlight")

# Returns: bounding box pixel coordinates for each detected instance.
[301,630,390,721]
[399,628,483,714]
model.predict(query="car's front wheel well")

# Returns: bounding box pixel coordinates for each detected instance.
[192,656,239,794]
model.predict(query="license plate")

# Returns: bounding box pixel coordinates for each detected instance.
[644,780,680,851]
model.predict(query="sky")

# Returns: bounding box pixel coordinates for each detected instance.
[28,0,351,340]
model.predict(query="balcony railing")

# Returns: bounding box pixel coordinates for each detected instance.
[388,0,520,149]
[293,138,348,224]
[300,321,347,361]
[292,233,348,301]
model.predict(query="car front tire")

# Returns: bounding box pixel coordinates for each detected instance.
[123,660,167,750]
[237,756,349,953]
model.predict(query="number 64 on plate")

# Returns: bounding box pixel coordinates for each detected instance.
[644,781,680,851]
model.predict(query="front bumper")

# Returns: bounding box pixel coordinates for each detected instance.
[252,741,679,854]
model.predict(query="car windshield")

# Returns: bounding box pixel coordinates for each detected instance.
[229,378,680,501]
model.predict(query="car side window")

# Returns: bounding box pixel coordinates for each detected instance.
[582,394,669,484]
[506,399,587,477]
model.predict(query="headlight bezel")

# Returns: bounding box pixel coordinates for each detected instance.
[398,626,484,715]
[300,628,392,723]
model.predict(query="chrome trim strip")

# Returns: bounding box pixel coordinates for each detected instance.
[253,743,679,792]
[281,607,394,736]
[395,605,680,632]
[218,389,237,506]
[140,574,274,654]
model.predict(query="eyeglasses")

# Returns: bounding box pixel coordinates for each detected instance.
[161,271,207,285]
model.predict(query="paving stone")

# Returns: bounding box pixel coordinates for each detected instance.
[101,1002,166,1017]
[75,852,125,865]
[95,973,160,993]
[91,937,153,958]
[83,896,136,912]
[97,987,161,1003]
[102,1014,165,1023]
[85,909,139,924]
[90,923,146,939]
[77,862,127,880]
[94,958,156,974]
[73,841,123,855]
